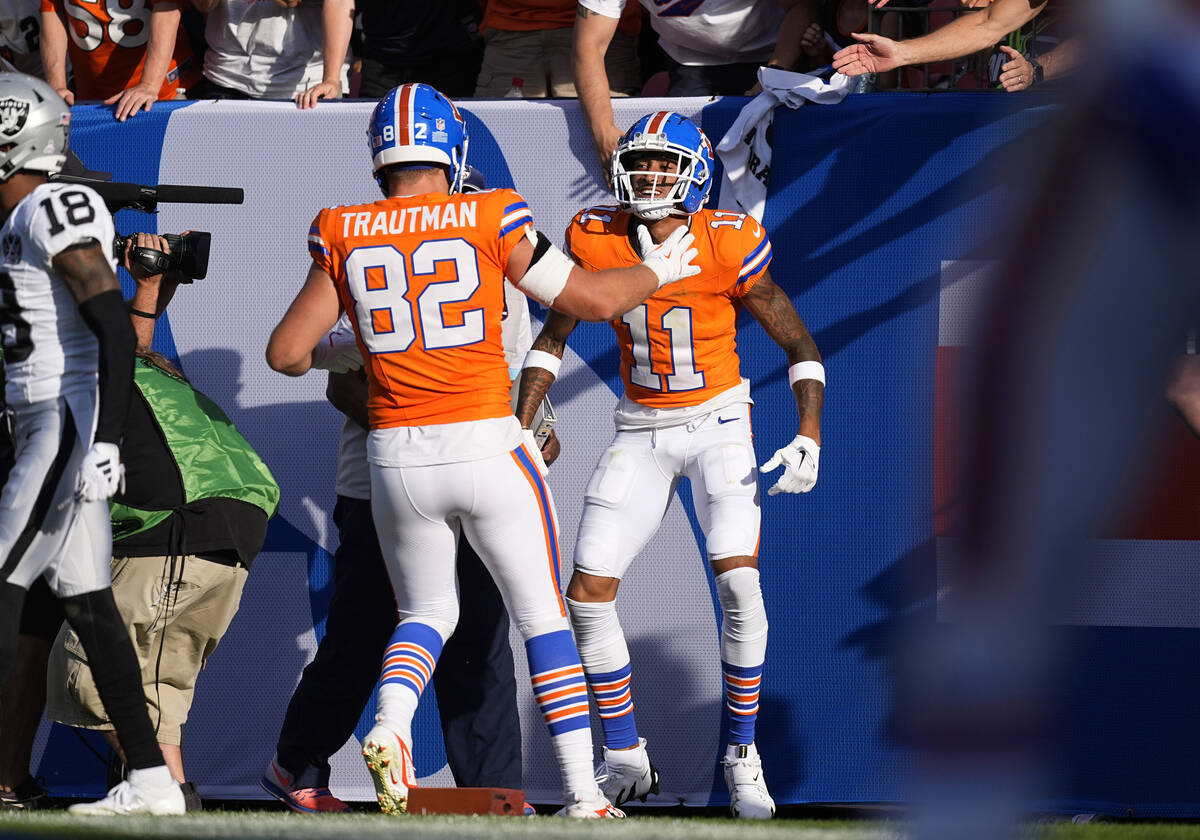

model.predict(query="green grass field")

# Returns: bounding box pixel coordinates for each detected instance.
[2,811,1200,840]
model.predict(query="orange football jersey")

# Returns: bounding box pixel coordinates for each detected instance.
[43,0,201,100]
[309,188,534,429]
[565,206,772,409]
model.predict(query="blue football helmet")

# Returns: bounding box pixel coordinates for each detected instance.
[368,83,469,193]
[611,111,714,220]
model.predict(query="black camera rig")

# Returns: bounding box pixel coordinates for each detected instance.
[53,175,244,282]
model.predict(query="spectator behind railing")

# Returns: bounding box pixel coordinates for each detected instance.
[40,0,202,122]
[353,1,483,99]
[1,0,43,78]
[474,0,641,99]
[831,0,1047,84]
[779,0,937,90]
[188,0,353,110]
[574,0,823,176]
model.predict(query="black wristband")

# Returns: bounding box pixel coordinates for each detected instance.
[128,306,157,319]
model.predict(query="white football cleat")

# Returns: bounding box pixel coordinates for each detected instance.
[362,723,416,814]
[596,737,660,805]
[68,779,185,816]
[723,743,775,820]
[555,788,625,819]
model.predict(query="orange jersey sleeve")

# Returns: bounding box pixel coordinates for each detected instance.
[44,0,200,100]
[312,189,534,429]
[566,207,773,409]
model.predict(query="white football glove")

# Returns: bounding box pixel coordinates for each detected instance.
[77,442,124,502]
[759,435,820,495]
[310,322,363,373]
[637,225,701,288]
[522,427,549,479]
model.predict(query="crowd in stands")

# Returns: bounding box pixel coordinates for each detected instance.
[1,0,1072,117]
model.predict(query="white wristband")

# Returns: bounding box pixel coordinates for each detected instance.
[523,349,562,378]
[788,361,825,386]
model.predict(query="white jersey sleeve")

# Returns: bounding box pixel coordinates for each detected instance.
[578,0,626,19]
[500,280,533,380]
[23,183,116,270]
[0,183,116,407]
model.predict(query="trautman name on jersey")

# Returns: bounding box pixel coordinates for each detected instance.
[340,200,478,239]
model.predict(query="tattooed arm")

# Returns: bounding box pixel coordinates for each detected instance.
[573,3,623,176]
[741,270,823,444]
[515,309,580,429]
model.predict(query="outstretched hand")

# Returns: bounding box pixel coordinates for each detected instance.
[831,32,904,76]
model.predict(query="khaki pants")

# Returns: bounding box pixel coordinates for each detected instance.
[475,27,640,98]
[47,554,248,745]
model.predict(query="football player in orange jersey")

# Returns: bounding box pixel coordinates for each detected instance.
[515,111,825,819]
[265,84,700,818]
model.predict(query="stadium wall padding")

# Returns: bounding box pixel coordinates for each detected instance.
[28,94,1200,817]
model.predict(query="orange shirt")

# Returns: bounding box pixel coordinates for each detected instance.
[482,0,641,38]
[43,0,200,101]
[309,189,534,429]
[566,206,772,409]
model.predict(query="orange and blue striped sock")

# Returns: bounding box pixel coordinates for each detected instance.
[377,621,443,725]
[723,661,763,745]
[586,663,640,750]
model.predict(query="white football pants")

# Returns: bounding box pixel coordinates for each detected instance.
[368,442,568,637]
[573,402,762,579]
[0,395,112,597]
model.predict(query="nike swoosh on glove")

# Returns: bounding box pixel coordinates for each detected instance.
[637,225,700,287]
[522,427,549,479]
[77,442,124,502]
[310,325,363,373]
[759,435,819,495]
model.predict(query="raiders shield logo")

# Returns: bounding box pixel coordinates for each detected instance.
[0,97,30,138]
[1,233,20,264]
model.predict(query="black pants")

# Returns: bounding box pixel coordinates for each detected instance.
[356,53,483,100]
[666,59,762,96]
[274,496,521,788]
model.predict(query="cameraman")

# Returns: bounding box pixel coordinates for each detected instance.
[43,234,280,807]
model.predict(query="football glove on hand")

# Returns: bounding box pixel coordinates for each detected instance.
[77,442,124,502]
[637,225,700,288]
[522,427,550,479]
[760,435,820,495]
[310,326,363,373]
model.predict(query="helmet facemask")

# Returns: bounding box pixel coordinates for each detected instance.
[612,137,710,221]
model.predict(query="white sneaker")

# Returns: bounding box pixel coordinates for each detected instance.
[596,737,660,805]
[362,723,416,815]
[68,779,185,816]
[555,788,625,818]
[723,743,775,820]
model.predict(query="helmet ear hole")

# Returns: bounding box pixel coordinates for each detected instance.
[0,73,71,182]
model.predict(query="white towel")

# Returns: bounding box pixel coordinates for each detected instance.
[716,67,853,221]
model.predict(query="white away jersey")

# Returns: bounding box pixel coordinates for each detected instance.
[579,0,780,66]
[0,182,116,407]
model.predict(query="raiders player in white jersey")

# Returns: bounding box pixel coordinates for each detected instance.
[0,72,184,815]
